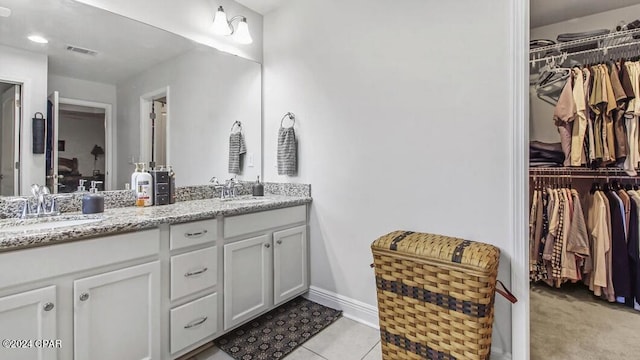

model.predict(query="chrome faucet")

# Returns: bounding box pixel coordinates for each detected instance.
[210,176,242,200]
[8,184,65,219]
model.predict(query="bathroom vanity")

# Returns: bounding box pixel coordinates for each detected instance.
[0,195,311,360]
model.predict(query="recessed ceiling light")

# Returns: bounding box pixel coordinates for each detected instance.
[28,35,48,44]
[0,7,10,18]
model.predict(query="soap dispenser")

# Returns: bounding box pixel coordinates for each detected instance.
[76,179,88,193]
[82,181,104,214]
[130,163,142,191]
[252,176,264,196]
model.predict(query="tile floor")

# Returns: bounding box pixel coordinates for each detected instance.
[192,317,382,360]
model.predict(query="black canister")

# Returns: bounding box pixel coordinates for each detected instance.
[252,176,264,196]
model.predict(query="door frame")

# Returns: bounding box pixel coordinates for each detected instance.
[0,83,21,196]
[0,79,22,196]
[511,1,530,360]
[58,97,113,191]
[139,86,170,167]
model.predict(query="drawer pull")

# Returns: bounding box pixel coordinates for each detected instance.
[184,267,208,277]
[185,230,208,238]
[184,316,208,329]
[43,302,55,311]
[276,240,283,245]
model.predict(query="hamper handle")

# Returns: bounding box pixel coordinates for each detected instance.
[496,280,518,303]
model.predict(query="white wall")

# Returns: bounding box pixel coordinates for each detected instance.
[530,3,640,142]
[48,75,117,107]
[263,0,516,356]
[116,46,261,189]
[0,45,48,195]
[75,0,263,63]
[58,111,106,176]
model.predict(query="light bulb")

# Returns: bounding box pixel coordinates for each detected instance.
[212,6,232,36]
[234,19,253,45]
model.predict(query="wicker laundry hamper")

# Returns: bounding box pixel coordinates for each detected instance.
[371,231,514,360]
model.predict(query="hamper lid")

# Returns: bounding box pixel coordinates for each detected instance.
[371,230,500,271]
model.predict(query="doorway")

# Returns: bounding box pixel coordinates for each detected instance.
[46,93,112,193]
[140,87,169,170]
[0,81,21,196]
[527,2,640,359]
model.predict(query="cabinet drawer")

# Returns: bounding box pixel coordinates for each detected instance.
[224,205,306,238]
[170,293,218,354]
[170,246,217,301]
[170,219,217,250]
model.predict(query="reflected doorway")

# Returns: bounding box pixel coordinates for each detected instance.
[46,94,112,193]
[0,81,21,196]
[140,87,169,170]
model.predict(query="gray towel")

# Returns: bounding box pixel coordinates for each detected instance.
[228,132,246,174]
[277,127,297,175]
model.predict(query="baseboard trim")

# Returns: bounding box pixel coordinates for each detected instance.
[303,286,380,329]
[304,286,512,360]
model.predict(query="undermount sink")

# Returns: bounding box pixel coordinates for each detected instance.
[0,218,104,233]
[221,197,270,204]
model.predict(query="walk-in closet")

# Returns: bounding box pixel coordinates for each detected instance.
[529,1,640,359]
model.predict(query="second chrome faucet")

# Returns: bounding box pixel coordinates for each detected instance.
[210,177,243,200]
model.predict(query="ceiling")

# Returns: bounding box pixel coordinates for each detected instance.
[0,0,195,85]
[234,0,288,15]
[531,0,640,28]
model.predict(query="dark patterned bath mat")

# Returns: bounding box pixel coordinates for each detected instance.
[215,297,342,359]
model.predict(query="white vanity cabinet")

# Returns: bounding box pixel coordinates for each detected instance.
[0,285,57,360]
[273,225,308,306]
[168,219,220,357]
[74,261,161,360]
[223,205,308,331]
[223,234,272,329]
[0,229,160,360]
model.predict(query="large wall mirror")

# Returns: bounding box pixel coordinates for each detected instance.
[0,0,262,195]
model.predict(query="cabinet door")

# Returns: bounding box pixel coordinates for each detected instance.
[0,286,57,360]
[74,261,160,360]
[273,225,309,306]
[224,234,271,330]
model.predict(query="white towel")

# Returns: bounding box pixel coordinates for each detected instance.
[277,127,297,175]
[229,132,246,174]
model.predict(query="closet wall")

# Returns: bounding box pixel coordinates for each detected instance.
[530,3,640,142]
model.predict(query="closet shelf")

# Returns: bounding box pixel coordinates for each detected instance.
[529,167,637,179]
[529,28,640,60]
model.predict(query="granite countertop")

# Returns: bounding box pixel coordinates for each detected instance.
[0,195,311,252]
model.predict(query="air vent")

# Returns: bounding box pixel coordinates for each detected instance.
[65,45,98,56]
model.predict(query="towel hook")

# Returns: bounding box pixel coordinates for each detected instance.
[280,112,295,128]
[230,120,242,132]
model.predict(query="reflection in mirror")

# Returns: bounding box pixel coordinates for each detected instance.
[0,0,262,195]
[0,81,20,196]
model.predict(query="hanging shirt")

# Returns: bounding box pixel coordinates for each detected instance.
[603,65,618,163]
[590,66,605,162]
[571,68,588,166]
[563,189,590,281]
[605,191,632,299]
[583,68,597,163]
[610,63,629,162]
[587,191,610,293]
[626,192,640,310]
[554,78,576,167]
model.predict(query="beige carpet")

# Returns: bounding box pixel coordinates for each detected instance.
[530,283,640,360]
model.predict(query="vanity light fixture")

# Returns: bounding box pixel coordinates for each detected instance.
[211,6,253,45]
[28,35,48,44]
